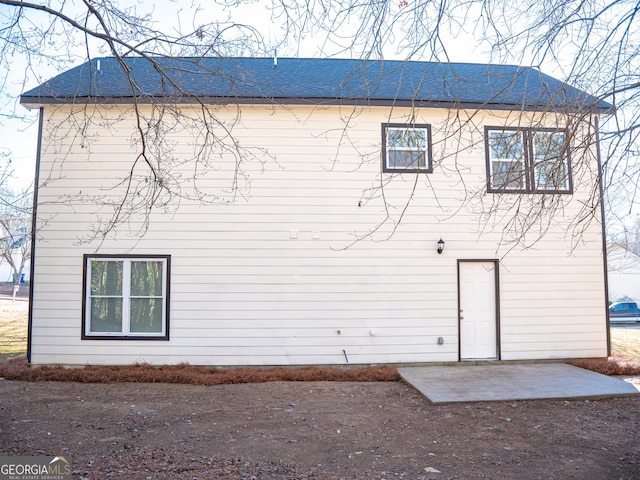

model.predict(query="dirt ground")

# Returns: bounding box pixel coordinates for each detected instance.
[1,377,639,479]
[1,285,639,479]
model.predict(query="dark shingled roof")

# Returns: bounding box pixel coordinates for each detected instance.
[20,57,611,112]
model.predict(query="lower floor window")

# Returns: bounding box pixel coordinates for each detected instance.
[83,255,170,339]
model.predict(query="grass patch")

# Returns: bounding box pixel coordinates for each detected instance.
[611,326,640,360]
[0,302,28,362]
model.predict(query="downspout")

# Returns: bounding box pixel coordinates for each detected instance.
[27,107,43,364]
[595,116,611,357]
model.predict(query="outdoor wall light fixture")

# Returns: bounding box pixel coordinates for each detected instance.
[437,238,445,254]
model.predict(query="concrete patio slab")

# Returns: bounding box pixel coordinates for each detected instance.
[398,363,640,404]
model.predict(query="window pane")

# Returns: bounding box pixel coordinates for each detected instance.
[388,150,426,168]
[489,131,523,160]
[387,128,426,149]
[131,261,163,296]
[90,298,123,332]
[533,132,568,190]
[130,298,163,333]
[492,161,524,189]
[489,131,525,190]
[392,129,425,148]
[535,161,568,190]
[533,132,564,161]
[91,261,122,296]
[387,129,404,148]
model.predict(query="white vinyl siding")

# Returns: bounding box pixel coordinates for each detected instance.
[29,104,608,365]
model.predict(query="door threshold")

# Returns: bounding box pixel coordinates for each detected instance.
[461,358,498,362]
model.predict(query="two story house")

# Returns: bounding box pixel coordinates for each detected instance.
[21,57,611,366]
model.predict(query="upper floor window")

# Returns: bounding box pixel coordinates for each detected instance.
[486,127,571,193]
[382,124,433,173]
[82,255,170,340]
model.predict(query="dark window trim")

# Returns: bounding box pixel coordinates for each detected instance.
[382,123,433,173]
[485,126,573,194]
[81,254,171,341]
[27,108,44,364]
[594,117,611,356]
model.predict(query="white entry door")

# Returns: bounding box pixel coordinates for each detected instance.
[459,261,498,360]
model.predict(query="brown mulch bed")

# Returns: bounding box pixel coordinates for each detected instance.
[566,353,640,375]
[0,356,400,384]
[1,354,639,385]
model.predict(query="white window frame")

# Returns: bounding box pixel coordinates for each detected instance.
[83,255,170,340]
[531,131,570,191]
[487,129,526,191]
[382,123,433,173]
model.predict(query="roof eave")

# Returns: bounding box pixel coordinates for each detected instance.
[19,94,612,114]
